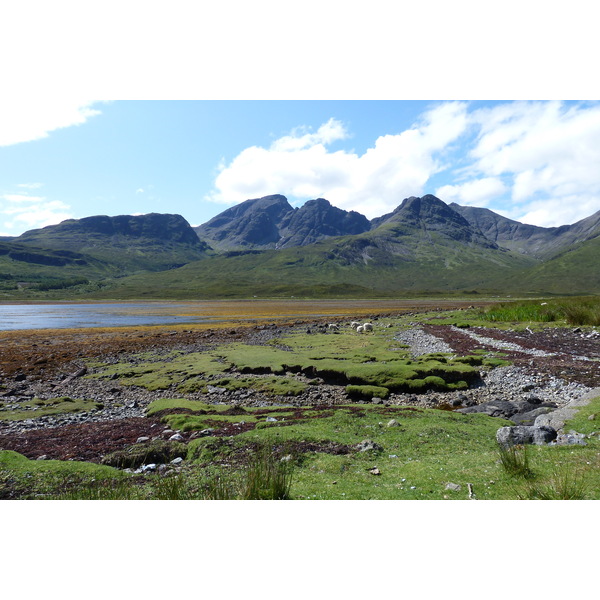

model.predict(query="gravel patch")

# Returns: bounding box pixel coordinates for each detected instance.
[394,325,455,357]
[449,326,555,357]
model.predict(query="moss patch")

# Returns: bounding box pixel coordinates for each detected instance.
[87,322,482,397]
[0,396,103,421]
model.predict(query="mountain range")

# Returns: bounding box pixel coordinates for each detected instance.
[1,194,598,298]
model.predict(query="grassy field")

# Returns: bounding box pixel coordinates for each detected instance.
[1,296,599,501]
[2,396,599,500]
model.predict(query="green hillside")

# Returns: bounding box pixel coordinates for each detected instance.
[1,196,598,300]
[86,220,536,299]
[509,235,600,294]
[15,213,210,275]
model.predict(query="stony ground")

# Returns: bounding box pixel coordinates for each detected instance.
[1,315,598,464]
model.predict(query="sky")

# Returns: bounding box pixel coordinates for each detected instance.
[2,2,599,239]
[2,98,600,237]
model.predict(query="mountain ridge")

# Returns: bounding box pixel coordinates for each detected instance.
[2,195,599,297]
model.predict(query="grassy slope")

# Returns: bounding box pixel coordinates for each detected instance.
[509,235,600,294]
[6,209,600,300]
[82,224,538,299]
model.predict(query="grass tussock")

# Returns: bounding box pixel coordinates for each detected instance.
[239,445,294,500]
[57,443,294,500]
[482,296,600,326]
[497,443,534,479]
[516,466,589,500]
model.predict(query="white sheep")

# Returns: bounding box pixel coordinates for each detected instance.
[350,321,361,329]
[356,325,364,333]
[363,322,373,332]
[328,323,339,332]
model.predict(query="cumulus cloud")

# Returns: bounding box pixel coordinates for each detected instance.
[435,177,507,207]
[206,100,600,227]
[466,101,600,225]
[0,99,102,147]
[207,104,471,219]
[0,191,73,233]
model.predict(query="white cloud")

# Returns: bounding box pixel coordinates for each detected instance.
[0,192,73,233]
[271,118,349,151]
[17,182,43,189]
[206,103,470,219]
[465,101,600,225]
[435,177,507,207]
[206,100,600,227]
[506,194,600,228]
[0,99,102,147]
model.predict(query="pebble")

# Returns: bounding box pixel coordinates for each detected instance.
[445,482,461,491]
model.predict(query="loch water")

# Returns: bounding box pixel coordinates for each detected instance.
[0,303,209,331]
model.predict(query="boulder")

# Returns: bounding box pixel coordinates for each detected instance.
[551,431,587,446]
[496,425,557,447]
[510,406,556,426]
[457,400,518,419]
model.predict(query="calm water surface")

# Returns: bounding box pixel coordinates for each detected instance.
[0,303,210,331]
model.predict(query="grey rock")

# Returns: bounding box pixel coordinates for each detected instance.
[387,419,400,427]
[445,482,461,491]
[457,400,518,419]
[510,406,556,425]
[496,425,557,446]
[356,439,383,453]
[169,433,184,441]
[207,385,227,394]
[189,428,215,439]
[170,457,184,465]
[136,436,150,443]
[551,431,587,446]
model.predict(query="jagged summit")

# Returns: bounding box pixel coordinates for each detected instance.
[194,195,293,250]
[277,198,370,248]
[194,194,370,250]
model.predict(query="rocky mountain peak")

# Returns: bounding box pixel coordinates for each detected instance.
[277,198,370,248]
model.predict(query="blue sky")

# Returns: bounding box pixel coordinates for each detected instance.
[2,99,600,237]
[1,2,599,238]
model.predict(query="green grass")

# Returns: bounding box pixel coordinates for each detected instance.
[86,322,482,397]
[0,450,127,500]
[497,443,534,479]
[0,396,103,421]
[3,307,598,500]
[480,296,600,326]
[3,394,599,500]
